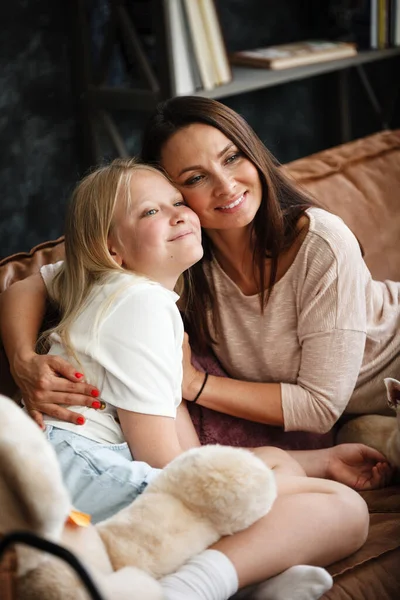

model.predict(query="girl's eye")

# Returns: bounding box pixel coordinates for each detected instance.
[143,208,157,217]
[174,201,186,207]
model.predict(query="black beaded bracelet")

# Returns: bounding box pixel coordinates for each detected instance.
[192,372,209,403]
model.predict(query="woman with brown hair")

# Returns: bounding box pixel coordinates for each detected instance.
[140,96,400,435]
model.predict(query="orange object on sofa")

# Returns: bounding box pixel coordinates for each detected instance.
[1,130,400,599]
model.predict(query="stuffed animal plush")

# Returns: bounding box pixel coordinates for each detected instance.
[0,394,277,599]
[336,378,400,468]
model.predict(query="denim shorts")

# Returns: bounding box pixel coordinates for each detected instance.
[45,426,162,524]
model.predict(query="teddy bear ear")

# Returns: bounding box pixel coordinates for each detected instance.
[384,378,400,409]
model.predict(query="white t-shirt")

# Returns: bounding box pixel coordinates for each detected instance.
[207,208,400,433]
[40,263,183,444]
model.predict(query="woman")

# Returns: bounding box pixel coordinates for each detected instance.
[140,96,400,435]
[0,156,376,600]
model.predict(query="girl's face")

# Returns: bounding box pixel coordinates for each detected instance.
[108,169,203,289]
[160,124,262,231]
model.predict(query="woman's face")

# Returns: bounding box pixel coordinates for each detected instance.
[160,124,262,231]
[108,169,203,289]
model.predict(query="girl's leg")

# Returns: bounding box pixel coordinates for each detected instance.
[250,446,307,477]
[212,476,369,589]
[158,476,367,600]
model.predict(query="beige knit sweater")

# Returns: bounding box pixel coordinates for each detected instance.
[207,208,400,433]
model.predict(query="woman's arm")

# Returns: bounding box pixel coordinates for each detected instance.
[1,274,47,366]
[287,444,393,489]
[182,334,283,427]
[184,218,369,434]
[0,273,97,426]
[184,330,365,433]
[186,368,284,426]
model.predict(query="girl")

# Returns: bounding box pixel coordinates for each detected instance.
[0,157,383,600]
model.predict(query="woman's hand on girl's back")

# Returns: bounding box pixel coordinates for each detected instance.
[12,350,99,428]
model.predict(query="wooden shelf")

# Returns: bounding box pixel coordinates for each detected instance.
[70,0,400,170]
[197,47,400,100]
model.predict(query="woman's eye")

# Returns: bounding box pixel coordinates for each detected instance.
[185,175,203,186]
[226,152,241,164]
[143,208,157,217]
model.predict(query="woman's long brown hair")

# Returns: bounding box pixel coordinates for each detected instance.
[141,96,312,354]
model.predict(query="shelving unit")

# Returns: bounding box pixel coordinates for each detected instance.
[198,47,400,99]
[70,0,400,172]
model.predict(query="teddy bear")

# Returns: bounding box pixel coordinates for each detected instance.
[0,393,277,599]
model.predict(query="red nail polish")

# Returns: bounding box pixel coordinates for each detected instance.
[91,389,100,398]
[77,416,85,425]
[91,400,101,409]
[75,373,83,379]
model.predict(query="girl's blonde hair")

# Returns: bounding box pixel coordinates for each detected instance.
[42,157,163,361]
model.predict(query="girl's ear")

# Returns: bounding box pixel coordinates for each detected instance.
[107,238,124,267]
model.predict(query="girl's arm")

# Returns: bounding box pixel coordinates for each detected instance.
[176,400,201,449]
[100,287,198,467]
[0,273,98,426]
[118,409,185,468]
[119,401,200,469]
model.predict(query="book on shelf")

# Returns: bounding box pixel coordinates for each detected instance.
[199,0,232,86]
[358,0,400,49]
[164,0,231,93]
[229,41,358,71]
[164,0,202,95]
[182,0,218,90]
[389,0,400,46]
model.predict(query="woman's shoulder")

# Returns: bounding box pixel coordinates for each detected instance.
[305,207,362,259]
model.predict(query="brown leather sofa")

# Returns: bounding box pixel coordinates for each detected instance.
[0,130,400,599]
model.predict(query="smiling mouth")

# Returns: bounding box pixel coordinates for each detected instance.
[169,231,193,242]
[216,193,246,211]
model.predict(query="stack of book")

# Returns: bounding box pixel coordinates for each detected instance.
[164,0,232,95]
[229,41,358,71]
[370,0,400,48]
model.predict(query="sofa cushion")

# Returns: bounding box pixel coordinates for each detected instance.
[0,237,65,292]
[325,511,400,600]
[284,130,400,281]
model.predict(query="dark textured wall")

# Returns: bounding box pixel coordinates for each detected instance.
[1,0,399,259]
[1,1,79,259]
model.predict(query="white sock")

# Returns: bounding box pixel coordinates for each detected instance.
[233,565,333,600]
[160,549,239,600]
